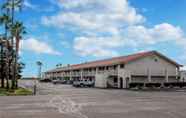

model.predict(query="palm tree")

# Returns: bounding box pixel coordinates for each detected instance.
[0,10,11,89]
[2,0,24,89]
[11,21,26,54]
[10,21,26,88]
[0,37,5,88]
[0,14,11,37]
[15,62,25,88]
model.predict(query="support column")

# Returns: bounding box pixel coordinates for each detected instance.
[165,69,169,82]
[148,68,151,82]
[96,67,98,75]
[69,71,72,81]
[117,65,120,88]
[176,68,179,82]
[80,69,83,80]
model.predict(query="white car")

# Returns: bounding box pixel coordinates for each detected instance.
[73,79,94,87]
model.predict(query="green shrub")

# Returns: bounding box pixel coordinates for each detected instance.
[14,88,33,96]
[0,88,8,96]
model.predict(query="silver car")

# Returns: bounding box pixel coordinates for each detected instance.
[73,79,94,87]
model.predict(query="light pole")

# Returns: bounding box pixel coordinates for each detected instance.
[37,61,42,80]
[34,61,42,95]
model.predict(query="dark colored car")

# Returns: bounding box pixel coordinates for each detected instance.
[39,79,52,83]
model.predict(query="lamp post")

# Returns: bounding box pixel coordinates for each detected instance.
[37,61,42,80]
[33,61,42,95]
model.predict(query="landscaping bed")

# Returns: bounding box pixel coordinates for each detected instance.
[129,82,186,90]
[0,88,33,96]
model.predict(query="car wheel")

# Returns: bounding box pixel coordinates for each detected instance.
[80,84,84,87]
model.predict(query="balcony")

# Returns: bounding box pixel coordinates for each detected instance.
[98,69,118,76]
[83,71,96,76]
[71,72,81,77]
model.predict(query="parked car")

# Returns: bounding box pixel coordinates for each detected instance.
[66,80,73,84]
[52,79,67,84]
[39,78,52,83]
[73,79,94,87]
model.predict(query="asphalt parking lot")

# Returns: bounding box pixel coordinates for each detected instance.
[1,80,186,118]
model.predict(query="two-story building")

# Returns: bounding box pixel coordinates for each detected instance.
[44,51,182,88]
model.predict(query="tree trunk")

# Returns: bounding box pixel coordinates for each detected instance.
[11,0,15,89]
[14,36,19,89]
[6,42,10,90]
[6,78,9,89]
[1,44,5,88]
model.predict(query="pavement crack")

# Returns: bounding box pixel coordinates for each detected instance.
[47,96,88,118]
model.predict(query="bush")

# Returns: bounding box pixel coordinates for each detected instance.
[145,83,161,88]
[129,82,144,89]
[164,82,186,88]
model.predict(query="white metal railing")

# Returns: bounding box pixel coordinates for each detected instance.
[71,72,81,76]
[83,71,96,76]
[97,69,118,75]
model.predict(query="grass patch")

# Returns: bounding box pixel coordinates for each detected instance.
[0,88,33,96]
[14,88,33,96]
[0,88,8,96]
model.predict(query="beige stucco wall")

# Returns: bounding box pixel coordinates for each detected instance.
[131,77,148,83]
[125,54,177,76]
[180,71,186,82]
[95,73,107,88]
[124,54,178,83]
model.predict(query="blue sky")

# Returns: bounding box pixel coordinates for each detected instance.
[2,0,185,77]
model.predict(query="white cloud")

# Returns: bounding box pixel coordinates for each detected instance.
[42,0,145,30]
[24,0,38,10]
[73,23,186,57]
[181,66,186,70]
[74,37,120,57]
[122,23,185,46]
[42,0,145,57]
[61,41,70,48]
[20,38,62,55]
[24,0,55,12]
[42,0,186,58]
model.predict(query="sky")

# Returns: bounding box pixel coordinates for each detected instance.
[1,0,186,77]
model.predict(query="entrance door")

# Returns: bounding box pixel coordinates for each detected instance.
[120,77,123,88]
[126,77,129,88]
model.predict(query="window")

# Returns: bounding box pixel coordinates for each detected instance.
[151,56,158,62]
[154,58,158,62]
[113,65,117,69]
[114,77,118,83]
[120,64,125,68]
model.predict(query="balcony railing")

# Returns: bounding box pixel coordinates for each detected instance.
[83,71,96,76]
[46,69,119,78]
[97,69,118,75]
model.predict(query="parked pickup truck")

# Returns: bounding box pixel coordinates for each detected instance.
[73,79,94,87]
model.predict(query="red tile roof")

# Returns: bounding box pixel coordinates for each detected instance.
[46,51,181,73]
[71,51,182,69]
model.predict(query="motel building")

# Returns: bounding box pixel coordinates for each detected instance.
[44,51,182,88]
